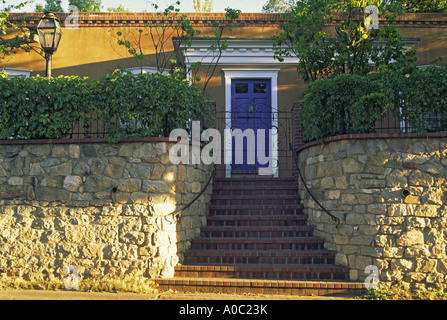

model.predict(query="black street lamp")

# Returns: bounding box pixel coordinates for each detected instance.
[36,12,62,77]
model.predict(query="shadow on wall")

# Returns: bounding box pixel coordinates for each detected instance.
[0,139,212,285]
[297,134,447,291]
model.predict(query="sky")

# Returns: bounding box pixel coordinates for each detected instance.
[10,0,268,13]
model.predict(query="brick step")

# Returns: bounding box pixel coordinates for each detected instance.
[173,264,349,281]
[155,277,364,296]
[199,225,314,238]
[190,237,326,251]
[212,186,299,197]
[210,195,301,206]
[209,205,304,216]
[183,249,336,265]
[213,178,297,188]
[206,215,308,227]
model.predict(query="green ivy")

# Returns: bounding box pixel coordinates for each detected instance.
[299,66,447,141]
[0,75,95,139]
[383,66,447,135]
[0,71,214,142]
[300,73,393,141]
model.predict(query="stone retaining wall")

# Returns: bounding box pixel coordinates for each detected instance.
[0,139,212,286]
[297,135,447,291]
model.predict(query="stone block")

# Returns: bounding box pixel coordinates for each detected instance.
[68,145,80,158]
[118,179,141,193]
[49,161,72,176]
[125,163,152,179]
[8,177,23,186]
[341,194,357,205]
[88,159,105,175]
[415,259,437,273]
[367,204,387,215]
[414,204,439,217]
[334,176,348,190]
[80,244,103,259]
[105,163,125,179]
[119,231,145,245]
[152,164,165,180]
[327,190,340,200]
[342,158,364,174]
[396,229,424,247]
[26,145,51,157]
[63,176,82,192]
[83,176,112,193]
[409,170,434,187]
[162,166,177,182]
[320,177,334,190]
[73,161,90,176]
[142,180,169,193]
[35,187,71,202]
[345,213,365,225]
[351,235,374,246]
[81,145,97,157]
[130,192,148,204]
[366,150,391,167]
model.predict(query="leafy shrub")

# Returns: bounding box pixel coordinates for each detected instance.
[383,66,447,134]
[299,73,393,141]
[101,71,214,141]
[0,75,95,139]
[0,71,214,141]
[299,66,447,141]
[360,283,447,300]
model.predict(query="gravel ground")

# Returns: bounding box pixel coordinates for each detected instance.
[0,288,355,300]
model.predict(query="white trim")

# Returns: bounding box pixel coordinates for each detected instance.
[223,69,280,178]
[125,66,170,75]
[2,68,31,78]
[180,38,299,67]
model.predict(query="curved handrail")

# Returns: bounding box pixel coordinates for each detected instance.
[290,143,341,227]
[170,164,216,217]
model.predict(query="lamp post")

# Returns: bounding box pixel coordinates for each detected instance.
[36,12,62,78]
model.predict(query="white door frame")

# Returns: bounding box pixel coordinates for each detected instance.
[223,69,280,178]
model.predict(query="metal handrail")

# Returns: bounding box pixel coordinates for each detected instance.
[170,164,216,217]
[290,143,341,227]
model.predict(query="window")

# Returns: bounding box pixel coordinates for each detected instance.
[125,66,170,75]
[254,83,267,94]
[2,68,31,78]
[235,83,248,93]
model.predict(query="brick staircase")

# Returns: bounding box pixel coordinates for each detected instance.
[155,177,364,296]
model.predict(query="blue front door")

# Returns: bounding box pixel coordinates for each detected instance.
[231,79,272,172]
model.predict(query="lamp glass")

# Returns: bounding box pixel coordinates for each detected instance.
[36,13,62,53]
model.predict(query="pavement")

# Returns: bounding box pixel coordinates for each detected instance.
[0,288,355,300]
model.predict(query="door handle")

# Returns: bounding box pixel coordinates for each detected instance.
[249,104,254,113]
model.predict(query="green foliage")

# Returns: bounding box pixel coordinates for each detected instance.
[101,71,214,142]
[0,75,94,139]
[360,283,447,300]
[383,65,447,134]
[262,0,296,12]
[300,73,392,141]
[273,0,416,83]
[35,0,64,12]
[0,72,214,142]
[193,0,213,12]
[0,1,33,65]
[299,66,447,141]
[397,0,447,13]
[114,3,241,92]
[107,5,129,13]
[68,0,102,12]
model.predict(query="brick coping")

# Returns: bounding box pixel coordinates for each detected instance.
[7,12,447,28]
[156,277,365,289]
[295,132,447,154]
[0,136,195,146]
